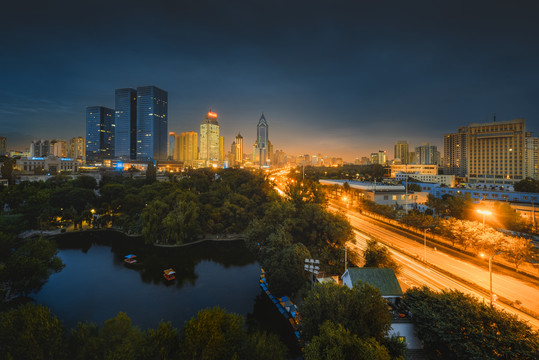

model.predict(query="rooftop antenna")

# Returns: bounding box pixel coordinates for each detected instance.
[493,113,496,122]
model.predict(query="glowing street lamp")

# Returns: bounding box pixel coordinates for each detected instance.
[480,251,503,306]
[476,209,492,228]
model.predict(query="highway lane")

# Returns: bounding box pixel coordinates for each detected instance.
[347,229,539,329]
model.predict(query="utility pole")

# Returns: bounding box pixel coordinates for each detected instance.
[344,245,348,272]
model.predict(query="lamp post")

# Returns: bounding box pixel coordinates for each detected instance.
[476,209,492,228]
[481,251,503,306]
[423,228,431,263]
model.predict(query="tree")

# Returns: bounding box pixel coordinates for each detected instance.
[181,307,244,360]
[141,200,169,244]
[300,282,391,342]
[146,161,157,184]
[364,239,400,274]
[162,200,200,244]
[514,178,539,193]
[305,321,391,360]
[101,312,143,360]
[141,322,181,360]
[0,157,15,184]
[0,303,66,360]
[242,331,287,360]
[503,236,535,271]
[3,237,64,297]
[404,287,539,360]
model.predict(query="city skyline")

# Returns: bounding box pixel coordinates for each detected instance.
[2,1,539,161]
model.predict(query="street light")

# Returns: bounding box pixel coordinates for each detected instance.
[481,251,503,306]
[423,228,431,263]
[476,209,492,228]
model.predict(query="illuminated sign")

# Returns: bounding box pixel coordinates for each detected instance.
[208,111,218,118]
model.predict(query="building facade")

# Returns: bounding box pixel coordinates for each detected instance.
[115,88,137,160]
[234,132,243,166]
[467,118,526,185]
[371,150,387,165]
[136,86,168,161]
[443,127,467,177]
[199,110,220,164]
[86,106,115,162]
[390,164,438,177]
[525,136,539,180]
[69,137,85,159]
[16,156,79,174]
[168,132,180,161]
[0,137,6,156]
[219,136,225,162]
[253,113,269,166]
[51,140,67,158]
[415,143,439,165]
[179,131,198,164]
[394,140,409,164]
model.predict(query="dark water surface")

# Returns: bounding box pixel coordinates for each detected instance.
[34,231,261,329]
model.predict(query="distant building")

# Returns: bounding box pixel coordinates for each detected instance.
[234,132,243,165]
[15,156,79,174]
[168,132,180,161]
[390,164,438,177]
[51,140,67,158]
[253,113,269,166]
[180,131,198,164]
[219,136,225,162]
[394,140,409,164]
[0,137,6,156]
[86,106,115,162]
[395,172,455,187]
[115,88,137,160]
[69,137,85,159]
[136,86,168,161]
[467,118,526,185]
[443,127,467,177]
[200,110,220,165]
[30,139,50,158]
[371,150,387,165]
[525,136,538,180]
[415,143,439,165]
[342,267,403,303]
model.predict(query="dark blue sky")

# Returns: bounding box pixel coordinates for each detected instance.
[2,0,538,161]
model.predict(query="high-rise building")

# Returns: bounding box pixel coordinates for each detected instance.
[30,139,50,157]
[443,127,467,177]
[253,113,269,166]
[168,132,180,161]
[200,110,220,164]
[180,131,198,164]
[69,137,85,159]
[394,140,409,164]
[525,136,539,181]
[467,118,526,185]
[115,88,137,160]
[219,136,225,162]
[370,150,387,165]
[51,140,67,158]
[415,143,439,165]
[86,106,115,162]
[136,86,168,161]
[234,132,243,166]
[0,137,6,156]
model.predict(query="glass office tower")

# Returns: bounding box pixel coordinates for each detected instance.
[115,88,137,160]
[136,86,168,161]
[86,106,115,162]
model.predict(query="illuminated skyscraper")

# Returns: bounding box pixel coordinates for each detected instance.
[136,86,168,161]
[415,143,439,165]
[253,113,269,166]
[115,88,137,160]
[200,110,220,164]
[180,132,198,164]
[525,136,539,180]
[86,106,115,161]
[235,132,243,165]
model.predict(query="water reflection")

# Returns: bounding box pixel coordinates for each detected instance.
[35,231,260,330]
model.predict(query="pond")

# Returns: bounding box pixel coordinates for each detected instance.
[33,230,300,357]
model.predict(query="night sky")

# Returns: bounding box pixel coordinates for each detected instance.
[2,0,538,161]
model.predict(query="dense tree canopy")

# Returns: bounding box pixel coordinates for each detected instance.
[404,287,539,360]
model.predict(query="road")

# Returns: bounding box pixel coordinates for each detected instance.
[330,202,539,329]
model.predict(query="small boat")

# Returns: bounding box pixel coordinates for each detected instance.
[163,268,176,281]
[124,254,137,264]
